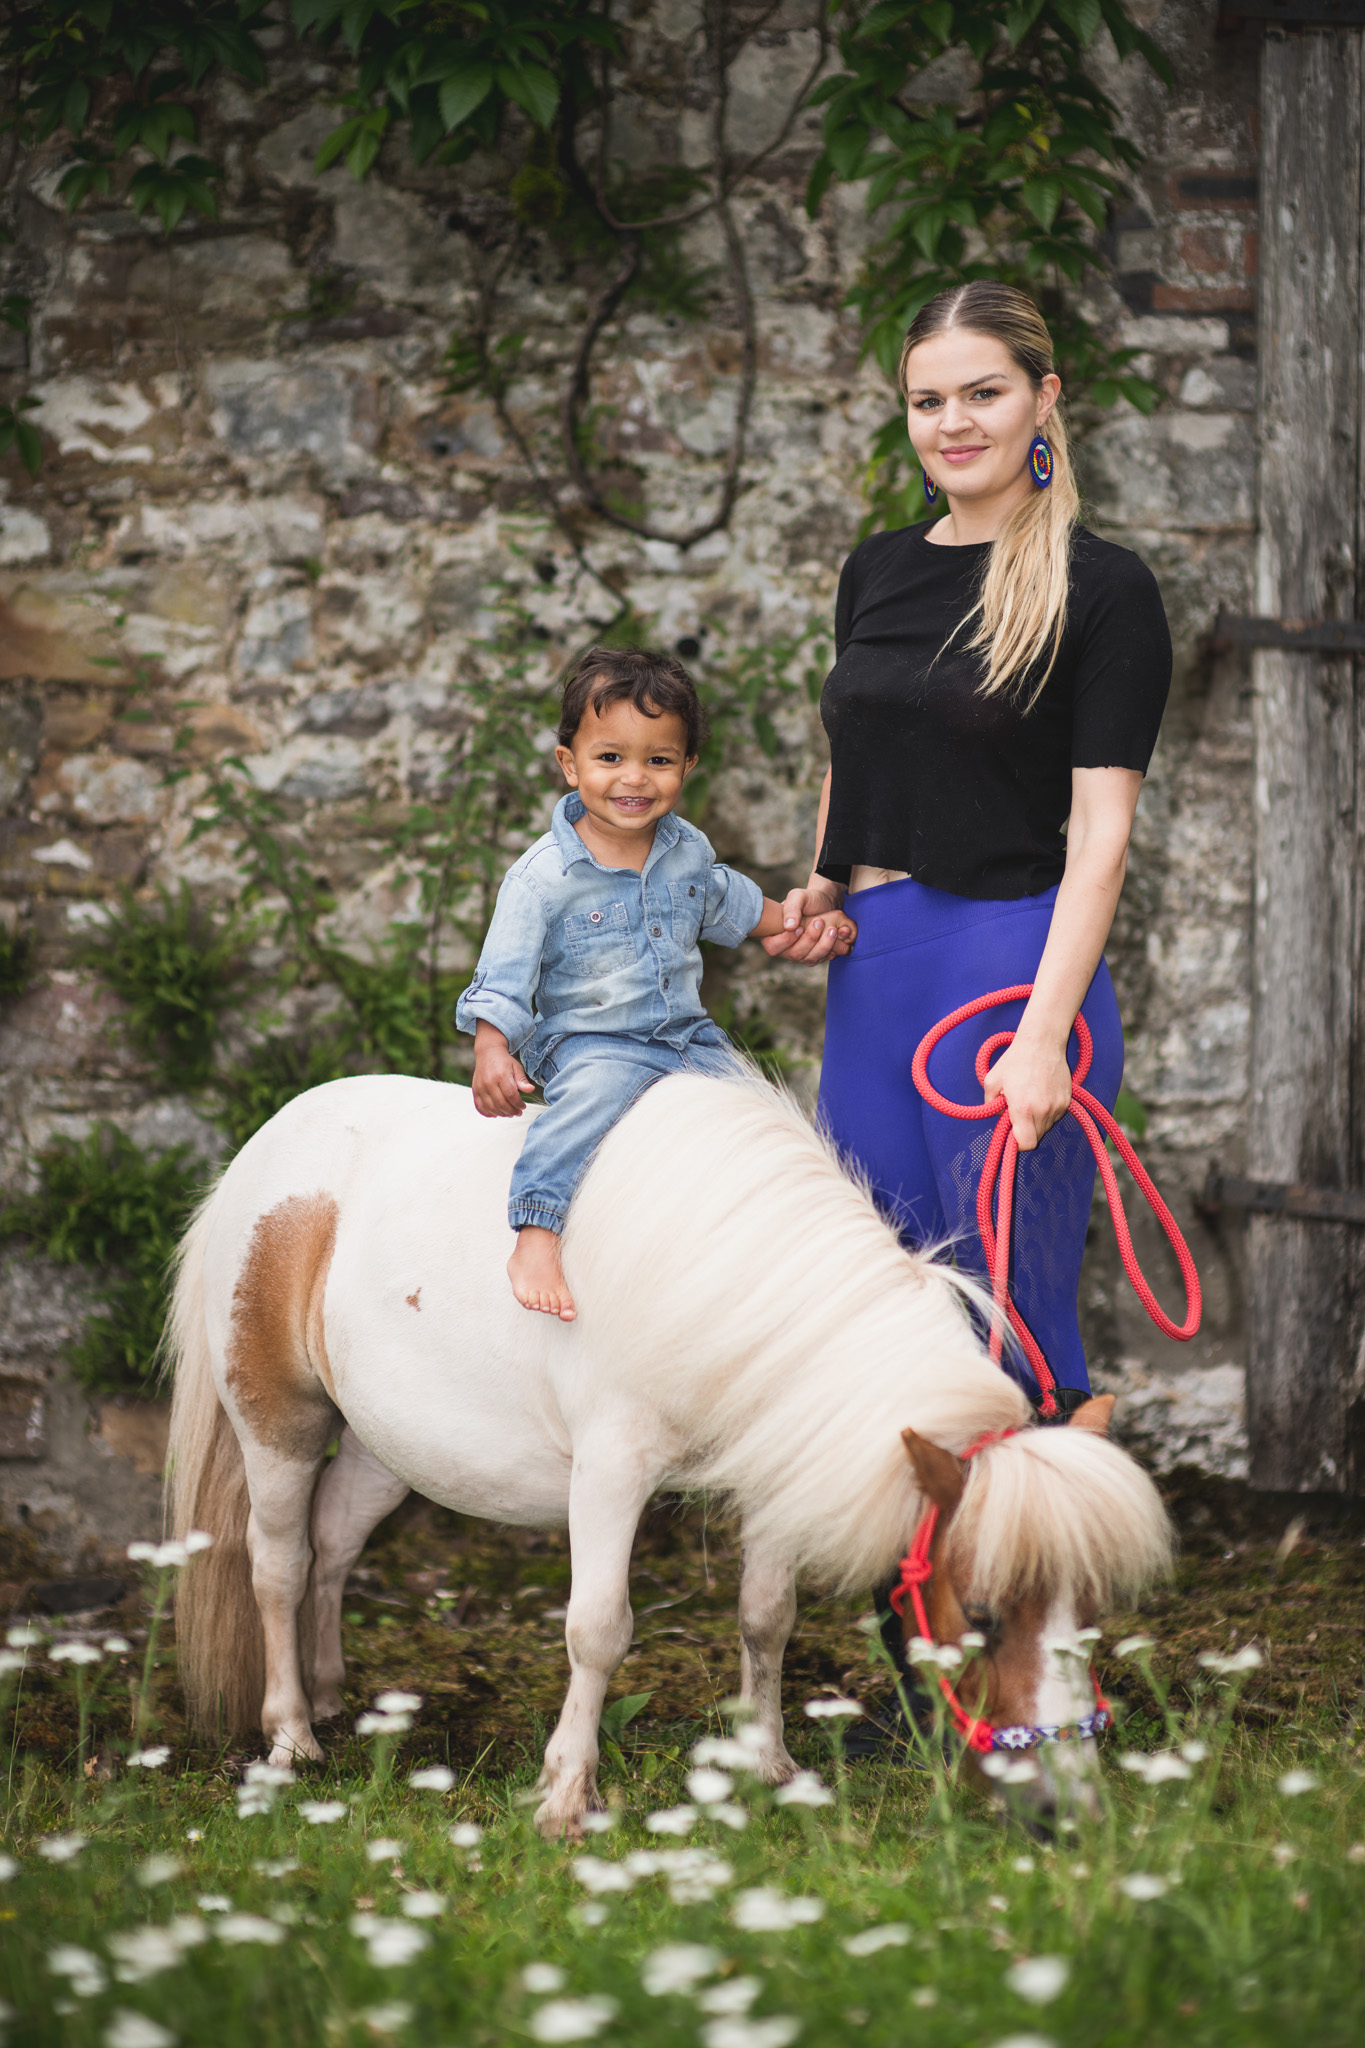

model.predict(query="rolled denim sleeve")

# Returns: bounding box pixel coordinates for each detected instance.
[699,862,765,948]
[455,871,548,1054]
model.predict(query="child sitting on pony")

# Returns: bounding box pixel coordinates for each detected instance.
[456,645,856,1320]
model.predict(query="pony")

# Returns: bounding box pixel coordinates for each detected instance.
[165,1069,1172,1836]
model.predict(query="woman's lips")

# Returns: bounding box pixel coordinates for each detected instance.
[942,446,987,464]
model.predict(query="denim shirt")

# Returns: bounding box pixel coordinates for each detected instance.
[455,792,765,1079]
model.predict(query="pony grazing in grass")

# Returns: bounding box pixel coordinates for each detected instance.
[165,1070,1172,1837]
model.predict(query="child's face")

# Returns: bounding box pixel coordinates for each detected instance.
[555,696,696,842]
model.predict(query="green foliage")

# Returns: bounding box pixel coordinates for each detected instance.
[0,1123,202,1396]
[0,922,33,999]
[291,0,618,175]
[1114,1083,1147,1140]
[808,0,1169,527]
[687,626,829,820]
[1,2,270,227]
[75,885,253,1090]
[0,395,43,477]
[704,993,794,1082]
[212,1031,355,1152]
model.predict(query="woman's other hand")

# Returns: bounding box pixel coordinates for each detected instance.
[981,1034,1072,1151]
[762,885,857,961]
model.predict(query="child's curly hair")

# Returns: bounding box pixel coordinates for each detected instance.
[557,645,707,759]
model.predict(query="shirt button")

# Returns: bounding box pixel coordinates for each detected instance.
[589,911,602,924]
[689,886,696,896]
[651,925,661,937]
[662,977,669,989]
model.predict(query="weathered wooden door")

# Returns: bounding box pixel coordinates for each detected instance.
[1249,27,1365,1491]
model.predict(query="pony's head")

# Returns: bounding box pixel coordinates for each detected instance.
[901,1396,1172,1825]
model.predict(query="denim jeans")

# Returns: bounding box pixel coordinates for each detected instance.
[507,1026,742,1233]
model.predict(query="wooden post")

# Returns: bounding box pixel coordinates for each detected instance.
[1248,28,1365,1491]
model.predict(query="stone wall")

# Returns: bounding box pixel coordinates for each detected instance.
[0,1,1267,1553]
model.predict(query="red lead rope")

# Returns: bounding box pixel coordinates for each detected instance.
[911,984,1201,1418]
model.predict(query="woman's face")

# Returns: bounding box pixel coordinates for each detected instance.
[903,328,1060,505]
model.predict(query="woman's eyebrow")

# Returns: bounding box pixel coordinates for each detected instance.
[907,369,1013,395]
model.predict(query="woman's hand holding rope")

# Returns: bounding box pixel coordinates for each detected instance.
[981,1031,1074,1152]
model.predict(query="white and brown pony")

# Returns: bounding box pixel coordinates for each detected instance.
[165,1070,1171,1835]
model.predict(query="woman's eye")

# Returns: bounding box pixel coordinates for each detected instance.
[971,388,999,402]
[913,397,942,412]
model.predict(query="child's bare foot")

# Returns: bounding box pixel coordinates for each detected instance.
[508,1226,576,1320]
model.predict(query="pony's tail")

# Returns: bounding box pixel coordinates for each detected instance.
[162,1186,264,1741]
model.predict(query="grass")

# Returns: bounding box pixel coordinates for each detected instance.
[1,1484,1363,2046]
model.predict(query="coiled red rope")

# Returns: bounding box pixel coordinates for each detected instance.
[911,984,1201,1419]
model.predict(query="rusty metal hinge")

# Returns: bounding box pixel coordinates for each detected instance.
[1212,608,1365,653]
[1201,1170,1365,1226]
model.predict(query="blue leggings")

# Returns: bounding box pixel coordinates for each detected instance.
[817,876,1124,1400]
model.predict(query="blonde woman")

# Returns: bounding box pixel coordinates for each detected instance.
[767,281,1171,1415]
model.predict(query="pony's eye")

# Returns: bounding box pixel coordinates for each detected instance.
[961,1604,998,1637]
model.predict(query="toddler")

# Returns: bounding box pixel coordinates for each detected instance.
[456,645,855,1320]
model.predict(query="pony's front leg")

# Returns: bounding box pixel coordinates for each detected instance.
[308,1427,410,1722]
[536,1435,655,1842]
[737,1533,798,1785]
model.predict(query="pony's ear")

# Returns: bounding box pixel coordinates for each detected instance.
[1067,1394,1116,1435]
[901,1428,965,1512]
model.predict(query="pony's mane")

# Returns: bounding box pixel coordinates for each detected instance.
[565,1069,1030,1590]
[564,1069,1171,1606]
[947,1427,1173,1611]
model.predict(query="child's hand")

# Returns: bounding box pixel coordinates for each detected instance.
[472,1024,536,1117]
[762,886,857,961]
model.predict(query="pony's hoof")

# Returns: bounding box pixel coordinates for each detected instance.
[267,1730,323,1767]
[753,1748,798,1787]
[310,1691,344,1723]
[534,1798,586,1843]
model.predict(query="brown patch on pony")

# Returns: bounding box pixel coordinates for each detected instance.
[406,1288,421,1311]
[226,1192,341,1455]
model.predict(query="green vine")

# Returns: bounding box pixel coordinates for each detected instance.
[2,0,1172,523]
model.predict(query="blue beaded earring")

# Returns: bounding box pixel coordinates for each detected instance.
[1028,435,1053,489]
[922,468,939,506]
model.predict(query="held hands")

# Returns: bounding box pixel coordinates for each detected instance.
[981,1033,1073,1152]
[762,885,858,962]
[472,1023,536,1117]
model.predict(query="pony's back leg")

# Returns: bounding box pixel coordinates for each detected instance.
[737,1530,798,1784]
[238,1419,336,1764]
[308,1427,409,1722]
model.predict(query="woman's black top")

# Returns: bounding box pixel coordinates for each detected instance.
[817,522,1172,900]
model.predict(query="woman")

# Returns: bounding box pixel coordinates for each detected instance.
[766,281,1171,1411]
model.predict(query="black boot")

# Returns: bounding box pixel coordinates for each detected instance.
[841,1580,939,1761]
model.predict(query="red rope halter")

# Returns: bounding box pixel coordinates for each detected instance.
[888,1431,1112,1754]
[910,984,1202,1418]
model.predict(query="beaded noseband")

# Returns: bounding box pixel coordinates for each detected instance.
[889,1428,1112,1755]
